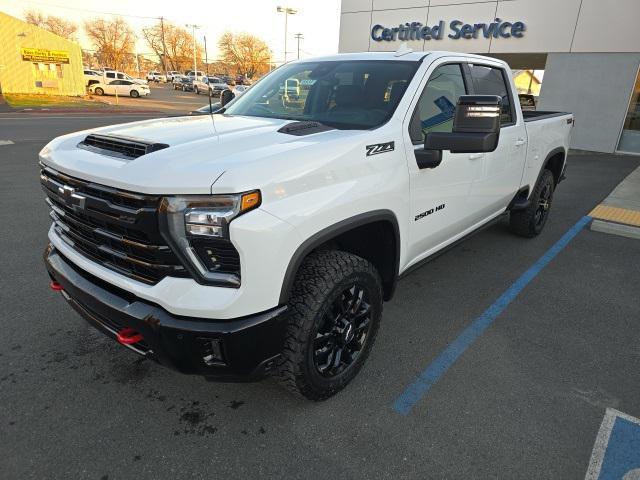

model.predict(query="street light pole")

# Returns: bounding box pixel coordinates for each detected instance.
[276,6,297,64]
[185,24,201,76]
[294,33,304,60]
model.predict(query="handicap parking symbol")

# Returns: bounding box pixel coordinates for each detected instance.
[586,408,640,480]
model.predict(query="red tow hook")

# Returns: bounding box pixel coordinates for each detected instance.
[50,281,64,291]
[116,327,144,345]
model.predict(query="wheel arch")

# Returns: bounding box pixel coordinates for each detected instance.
[278,210,401,305]
[542,147,566,186]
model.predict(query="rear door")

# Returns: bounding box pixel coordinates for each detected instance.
[104,80,119,95]
[403,60,484,265]
[466,62,527,219]
[117,80,134,95]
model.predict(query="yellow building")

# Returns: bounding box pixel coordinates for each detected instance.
[513,70,543,96]
[0,11,84,96]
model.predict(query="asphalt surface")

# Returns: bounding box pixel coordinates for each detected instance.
[94,82,208,113]
[1,115,640,479]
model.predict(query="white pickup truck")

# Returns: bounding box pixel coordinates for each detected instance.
[41,51,573,400]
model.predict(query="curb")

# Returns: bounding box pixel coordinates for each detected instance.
[590,219,640,240]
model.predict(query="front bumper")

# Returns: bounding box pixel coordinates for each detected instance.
[44,245,288,381]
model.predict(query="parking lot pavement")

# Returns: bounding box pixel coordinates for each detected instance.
[94,82,207,113]
[1,116,640,479]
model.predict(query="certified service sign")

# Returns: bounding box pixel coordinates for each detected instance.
[371,19,526,42]
[21,48,70,64]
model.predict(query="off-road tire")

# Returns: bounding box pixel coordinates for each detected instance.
[275,250,383,401]
[510,169,555,238]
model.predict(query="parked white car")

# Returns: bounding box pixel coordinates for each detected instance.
[166,71,181,82]
[193,76,229,96]
[146,71,167,82]
[102,70,147,85]
[89,80,150,98]
[41,51,573,400]
[83,69,102,87]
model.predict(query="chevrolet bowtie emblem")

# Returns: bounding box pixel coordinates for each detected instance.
[58,185,86,211]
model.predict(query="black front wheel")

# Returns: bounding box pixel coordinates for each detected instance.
[510,169,555,237]
[276,250,382,400]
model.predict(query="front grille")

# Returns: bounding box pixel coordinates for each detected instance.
[78,134,169,160]
[41,166,187,285]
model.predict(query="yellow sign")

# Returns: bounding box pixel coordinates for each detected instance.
[21,48,70,64]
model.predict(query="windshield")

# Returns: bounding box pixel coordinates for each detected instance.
[224,60,419,129]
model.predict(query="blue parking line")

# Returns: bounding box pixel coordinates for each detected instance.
[393,215,593,416]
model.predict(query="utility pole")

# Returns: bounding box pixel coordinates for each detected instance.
[276,6,297,64]
[185,24,201,77]
[204,36,209,75]
[159,17,168,74]
[135,51,140,78]
[294,33,303,60]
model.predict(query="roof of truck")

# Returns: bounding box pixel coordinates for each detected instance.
[291,51,507,67]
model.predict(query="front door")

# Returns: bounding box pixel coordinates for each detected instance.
[404,61,483,267]
[466,62,527,219]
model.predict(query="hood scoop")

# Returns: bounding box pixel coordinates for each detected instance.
[277,121,334,136]
[78,134,169,160]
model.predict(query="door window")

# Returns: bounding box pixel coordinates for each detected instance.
[410,64,467,143]
[468,64,514,125]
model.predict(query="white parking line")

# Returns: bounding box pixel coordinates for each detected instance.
[585,408,640,479]
[0,140,14,145]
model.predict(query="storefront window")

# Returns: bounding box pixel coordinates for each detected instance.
[617,66,640,154]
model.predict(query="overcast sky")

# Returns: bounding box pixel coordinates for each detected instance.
[1,0,341,63]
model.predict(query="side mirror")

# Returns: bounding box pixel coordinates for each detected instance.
[424,95,502,156]
[220,89,235,107]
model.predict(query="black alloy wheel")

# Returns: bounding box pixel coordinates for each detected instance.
[313,284,371,378]
[509,168,555,237]
[535,181,552,228]
[276,250,383,400]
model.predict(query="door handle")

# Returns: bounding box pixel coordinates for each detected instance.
[468,153,483,160]
[515,138,526,147]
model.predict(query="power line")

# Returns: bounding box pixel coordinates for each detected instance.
[17,0,162,19]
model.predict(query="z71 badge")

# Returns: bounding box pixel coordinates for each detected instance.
[366,141,394,156]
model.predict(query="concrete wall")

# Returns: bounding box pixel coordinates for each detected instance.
[339,0,640,54]
[538,53,640,153]
[0,12,85,96]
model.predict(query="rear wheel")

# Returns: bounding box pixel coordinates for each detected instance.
[510,169,555,237]
[94,87,104,96]
[276,250,382,400]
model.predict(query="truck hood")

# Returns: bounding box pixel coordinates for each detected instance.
[40,115,368,195]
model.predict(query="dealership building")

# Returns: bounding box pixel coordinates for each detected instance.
[339,0,640,155]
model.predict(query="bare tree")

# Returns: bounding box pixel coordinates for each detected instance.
[24,9,78,41]
[142,20,203,72]
[218,32,272,79]
[84,17,135,71]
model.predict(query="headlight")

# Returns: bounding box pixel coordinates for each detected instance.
[159,191,261,287]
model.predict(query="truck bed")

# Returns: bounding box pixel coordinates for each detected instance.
[523,110,573,123]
